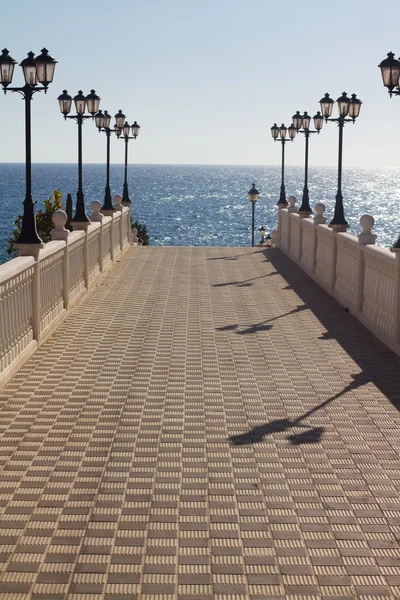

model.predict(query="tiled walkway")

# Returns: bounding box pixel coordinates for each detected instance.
[1,246,400,600]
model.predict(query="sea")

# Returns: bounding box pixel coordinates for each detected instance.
[1,163,400,265]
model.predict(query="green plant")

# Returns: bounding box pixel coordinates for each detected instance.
[132,220,150,246]
[7,190,63,256]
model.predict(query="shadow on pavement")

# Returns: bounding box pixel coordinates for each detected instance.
[229,373,366,446]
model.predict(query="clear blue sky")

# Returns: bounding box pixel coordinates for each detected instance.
[1,0,400,166]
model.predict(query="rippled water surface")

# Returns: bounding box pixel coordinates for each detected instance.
[1,163,400,264]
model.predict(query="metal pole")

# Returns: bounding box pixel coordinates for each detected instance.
[16,87,42,244]
[278,140,287,206]
[330,118,348,227]
[298,132,312,215]
[251,202,255,247]
[122,135,131,204]
[72,114,89,223]
[102,130,114,211]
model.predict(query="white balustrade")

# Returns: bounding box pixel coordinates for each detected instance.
[300,218,314,273]
[102,218,112,269]
[277,205,400,356]
[68,231,86,304]
[334,234,359,309]
[0,203,132,389]
[362,246,396,338]
[289,214,301,262]
[0,257,35,375]
[113,212,122,258]
[39,241,65,333]
[87,223,101,284]
[315,225,334,291]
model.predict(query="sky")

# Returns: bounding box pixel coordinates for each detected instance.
[1,0,400,167]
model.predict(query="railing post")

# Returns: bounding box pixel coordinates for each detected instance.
[32,254,41,344]
[391,248,400,344]
[109,214,115,262]
[312,203,326,275]
[51,210,70,310]
[287,196,297,255]
[331,230,337,294]
[276,206,282,248]
[114,194,124,250]
[90,201,104,272]
[357,215,377,314]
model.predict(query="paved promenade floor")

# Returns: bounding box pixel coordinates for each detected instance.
[1,246,400,600]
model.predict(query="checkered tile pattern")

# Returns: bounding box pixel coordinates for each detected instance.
[0,246,400,599]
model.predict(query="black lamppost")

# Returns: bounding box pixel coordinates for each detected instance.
[248,183,260,247]
[378,52,400,247]
[271,123,296,207]
[58,90,101,224]
[118,119,140,205]
[0,48,57,246]
[292,111,324,216]
[95,109,125,211]
[319,92,362,231]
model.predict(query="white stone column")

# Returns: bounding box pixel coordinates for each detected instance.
[114,194,124,251]
[391,246,400,344]
[357,215,377,314]
[312,203,326,275]
[90,201,104,272]
[287,196,297,255]
[51,210,70,310]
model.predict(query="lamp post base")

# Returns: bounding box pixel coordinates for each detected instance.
[72,190,89,224]
[329,191,348,231]
[298,187,312,217]
[122,182,131,205]
[277,185,288,207]
[16,194,44,245]
[102,185,115,212]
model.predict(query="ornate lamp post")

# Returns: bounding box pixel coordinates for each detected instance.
[118,119,140,206]
[248,183,260,247]
[58,90,101,225]
[378,52,400,247]
[271,123,296,207]
[292,111,324,216]
[319,92,362,231]
[0,48,57,248]
[95,109,124,212]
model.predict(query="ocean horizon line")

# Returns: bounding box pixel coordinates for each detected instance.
[1,162,400,170]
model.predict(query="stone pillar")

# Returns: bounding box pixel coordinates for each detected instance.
[51,210,70,310]
[90,201,104,272]
[312,203,326,275]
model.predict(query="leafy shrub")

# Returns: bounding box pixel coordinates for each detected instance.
[132,220,150,246]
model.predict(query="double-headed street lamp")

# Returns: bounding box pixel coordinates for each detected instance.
[271,123,296,207]
[95,109,125,212]
[0,48,57,247]
[58,90,101,225]
[117,119,140,206]
[378,51,400,247]
[319,92,362,231]
[248,183,260,247]
[292,111,324,216]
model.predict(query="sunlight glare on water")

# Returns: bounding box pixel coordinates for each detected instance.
[0,163,399,264]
